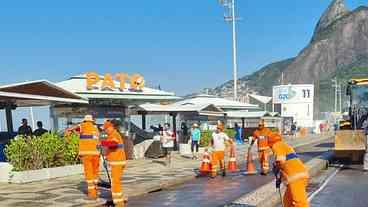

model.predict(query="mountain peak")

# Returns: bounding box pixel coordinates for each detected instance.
[314,0,349,34]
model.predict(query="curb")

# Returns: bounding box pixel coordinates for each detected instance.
[229,151,334,207]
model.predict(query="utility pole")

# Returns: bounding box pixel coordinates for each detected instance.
[332,78,341,113]
[219,0,239,100]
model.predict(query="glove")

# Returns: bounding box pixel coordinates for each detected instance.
[100,140,119,150]
[276,177,282,189]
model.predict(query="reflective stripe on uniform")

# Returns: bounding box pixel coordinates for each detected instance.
[86,180,94,184]
[112,192,123,196]
[109,161,127,166]
[202,159,210,163]
[229,157,236,162]
[284,171,309,184]
[258,147,270,151]
[286,153,298,160]
[113,198,125,203]
[88,186,96,190]
[79,151,99,155]
[80,135,97,139]
[276,155,286,161]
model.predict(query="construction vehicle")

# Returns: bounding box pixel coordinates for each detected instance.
[335,78,368,162]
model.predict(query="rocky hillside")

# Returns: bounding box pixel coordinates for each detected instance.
[208,0,368,115]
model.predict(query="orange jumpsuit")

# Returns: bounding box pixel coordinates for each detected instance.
[272,141,309,207]
[79,122,100,199]
[253,128,273,173]
[104,126,127,207]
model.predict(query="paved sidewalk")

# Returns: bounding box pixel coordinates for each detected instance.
[0,133,333,207]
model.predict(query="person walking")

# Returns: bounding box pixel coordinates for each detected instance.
[251,119,272,175]
[291,122,297,137]
[191,123,201,159]
[161,123,174,166]
[101,120,127,207]
[234,123,243,145]
[268,133,309,207]
[78,115,100,199]
[209,121,233,178]
[181,122,189,144]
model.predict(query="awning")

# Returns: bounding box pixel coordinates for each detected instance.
[0,80,88,107]
[226,110,280,119]
[134,102,226,117]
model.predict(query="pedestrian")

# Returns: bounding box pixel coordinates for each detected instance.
[33,121,48,137]
[18,118,32,137]
[251,119,272,175]
[78,115,100,200]
[209,121,233,178]
[191,123,201,160]
[161,123,174,167]
[181,122,189,143]
[268,132,309,207]
[291,122,297,137]
[234,123,243,145]
[101,120,127,207]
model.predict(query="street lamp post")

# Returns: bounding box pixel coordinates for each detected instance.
[219,0,239,100]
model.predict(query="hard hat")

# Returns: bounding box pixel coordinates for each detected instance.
[268,134,282,147]
[193,123,198,128]
[83,115,94,122]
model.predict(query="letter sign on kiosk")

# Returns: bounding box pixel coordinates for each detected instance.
[85,72,145,92]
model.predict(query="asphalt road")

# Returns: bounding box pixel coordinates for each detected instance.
[126,140,333,207]
[310,165,368,207]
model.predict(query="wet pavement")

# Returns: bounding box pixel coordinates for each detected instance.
[127,140,333,207]
[310,165,368,207]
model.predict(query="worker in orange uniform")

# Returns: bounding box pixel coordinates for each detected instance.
[268,133,309,207]
[78,115,100,199]
[101,120,127,207]
[250,119,272,175]
[209,121,233,178]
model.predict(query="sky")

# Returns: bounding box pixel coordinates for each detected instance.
[0,0,366,130]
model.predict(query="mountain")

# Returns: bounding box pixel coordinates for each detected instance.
[207,0,368,116]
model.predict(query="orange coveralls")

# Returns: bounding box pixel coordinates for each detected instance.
[272,141,309,207]
[253,128,273,173]
[104,126,127,207]
[79,122,100,199]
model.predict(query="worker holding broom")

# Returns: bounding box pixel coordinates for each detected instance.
[100,120,127,207]
[268,132,309,207]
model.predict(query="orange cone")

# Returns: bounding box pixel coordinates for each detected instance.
[227,145,238,172]
[244,148,257,175]
[199,151,211,175]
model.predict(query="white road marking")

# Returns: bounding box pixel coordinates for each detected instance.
[308,164,343,202]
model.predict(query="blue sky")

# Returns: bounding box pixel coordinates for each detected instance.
[0,0,366,130]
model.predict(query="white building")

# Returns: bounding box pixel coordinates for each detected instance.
[273,84,314,127]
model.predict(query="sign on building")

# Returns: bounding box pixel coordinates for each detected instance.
[273,84,314,127]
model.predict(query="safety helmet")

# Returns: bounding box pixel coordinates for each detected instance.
[83,115,94,122]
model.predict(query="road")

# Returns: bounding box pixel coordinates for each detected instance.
[125,140,333,207]
[310,165,368,207]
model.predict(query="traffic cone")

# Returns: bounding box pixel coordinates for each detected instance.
[199,151,211,175]
[227,145,238,173]
[243,148,257,175]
